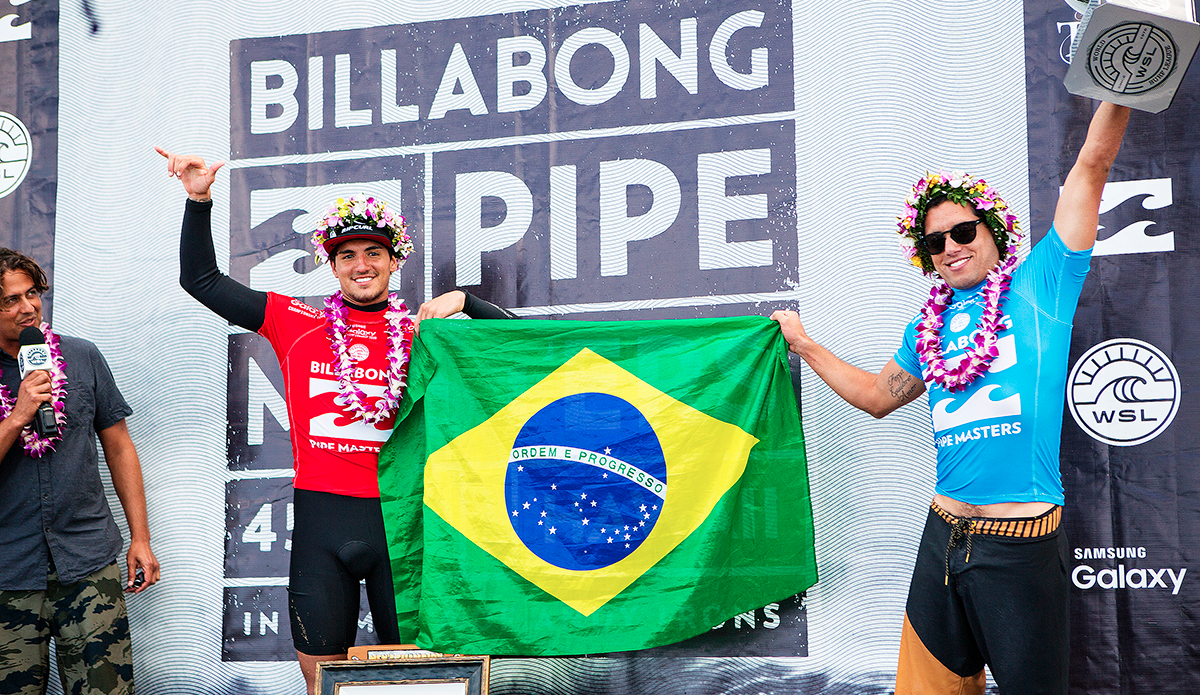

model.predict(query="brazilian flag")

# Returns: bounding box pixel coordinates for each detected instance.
[378,315,816,655]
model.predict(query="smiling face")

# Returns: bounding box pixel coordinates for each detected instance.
[329,238,399,305]
[0,270,43,357]
[924,200,1000,290]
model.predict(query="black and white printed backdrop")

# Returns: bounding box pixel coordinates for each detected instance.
[0,0,1193,692]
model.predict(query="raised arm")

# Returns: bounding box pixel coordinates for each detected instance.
[1053,102,1131,252]
[156,147,223,202]
[771,310,924,418]
[158,147,268,331]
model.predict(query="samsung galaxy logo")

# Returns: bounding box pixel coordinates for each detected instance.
[1074,545,1146,560]
[1072,564,1186,595]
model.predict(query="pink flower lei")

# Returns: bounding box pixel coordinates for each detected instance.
[0,323,68,457]
[896,170,1021,276]
[916,252,1018,392]
[311,195,414,265]
[898,170,1024,391]
[323,292,414,424]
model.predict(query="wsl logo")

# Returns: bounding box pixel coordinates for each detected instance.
[19,345,49,371]
[507,393,666,570]
[1087,22,1177,95]
[1068,338,1179,446]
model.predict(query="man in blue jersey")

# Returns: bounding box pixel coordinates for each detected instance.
[772,100,1129,694]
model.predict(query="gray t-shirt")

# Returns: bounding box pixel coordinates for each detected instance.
[0,335,133,589]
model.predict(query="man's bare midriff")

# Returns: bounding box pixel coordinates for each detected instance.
[934,494,1057,519]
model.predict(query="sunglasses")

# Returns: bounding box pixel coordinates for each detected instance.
[920,220,980,255]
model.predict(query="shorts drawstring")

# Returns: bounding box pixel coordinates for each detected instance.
[945,518,974,585]
[933,502,1061,584]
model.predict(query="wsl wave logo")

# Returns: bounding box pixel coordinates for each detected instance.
[506,393,666,570]
[1068,338,1179,446]
[18,345,49,371]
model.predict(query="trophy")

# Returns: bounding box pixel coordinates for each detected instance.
[1064,0,1200,112]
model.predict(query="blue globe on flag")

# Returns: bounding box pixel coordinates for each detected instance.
[506,392,667,571]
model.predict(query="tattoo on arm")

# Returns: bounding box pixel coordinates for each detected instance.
[887,371,921,402]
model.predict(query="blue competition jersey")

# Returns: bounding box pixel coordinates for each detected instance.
[894,227,1091,505]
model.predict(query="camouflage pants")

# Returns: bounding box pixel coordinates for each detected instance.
[0,562,133,695]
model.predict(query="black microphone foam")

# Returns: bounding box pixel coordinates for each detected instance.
[20,326,46,346]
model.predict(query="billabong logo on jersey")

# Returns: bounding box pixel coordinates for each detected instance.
[308,376,393,442]
[930,333,1021,432]
[1068,338,1179,446]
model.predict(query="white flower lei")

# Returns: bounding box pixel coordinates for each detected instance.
[0,323,68,457]
[323,292,414,424]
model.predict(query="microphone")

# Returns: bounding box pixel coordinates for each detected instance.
[18,327,59,438]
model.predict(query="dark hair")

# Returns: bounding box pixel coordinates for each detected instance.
[919,194,984,232]
[0,248,49,293]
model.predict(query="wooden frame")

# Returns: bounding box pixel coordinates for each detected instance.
[315,656,489,695]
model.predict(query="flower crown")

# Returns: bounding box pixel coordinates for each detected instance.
[311,195,414,264]
[897,171,1022,276]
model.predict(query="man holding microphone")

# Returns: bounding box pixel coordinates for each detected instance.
[0,247,159,695]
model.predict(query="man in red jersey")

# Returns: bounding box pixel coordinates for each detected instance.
[159,148,515,694]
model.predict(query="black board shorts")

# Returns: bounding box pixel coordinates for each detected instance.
[288,488,401,655]
[896,503,1068,695]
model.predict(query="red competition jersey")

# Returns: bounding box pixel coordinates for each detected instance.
[259,292,408,497]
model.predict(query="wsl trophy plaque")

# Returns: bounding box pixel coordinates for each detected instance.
[1064,0,1200,112]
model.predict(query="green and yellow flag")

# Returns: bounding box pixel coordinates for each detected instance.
[378,316,816,655]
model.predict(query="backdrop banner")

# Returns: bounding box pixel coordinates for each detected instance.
[2,0,1196,693]
[221,0,804,661]
[1025,2,1200,693]
[0,0,56,314]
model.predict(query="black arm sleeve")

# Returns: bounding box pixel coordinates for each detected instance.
[179,199,269,332]
[460,290,520,319]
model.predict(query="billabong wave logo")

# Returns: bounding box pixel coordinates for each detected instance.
[1068,338,1179,446]
[424,348,758,615]
[1087,22,1177,95]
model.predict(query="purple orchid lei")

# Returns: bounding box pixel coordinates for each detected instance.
[323,291,414,424]
[915,250,1018,392]
[0,323,68,457]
